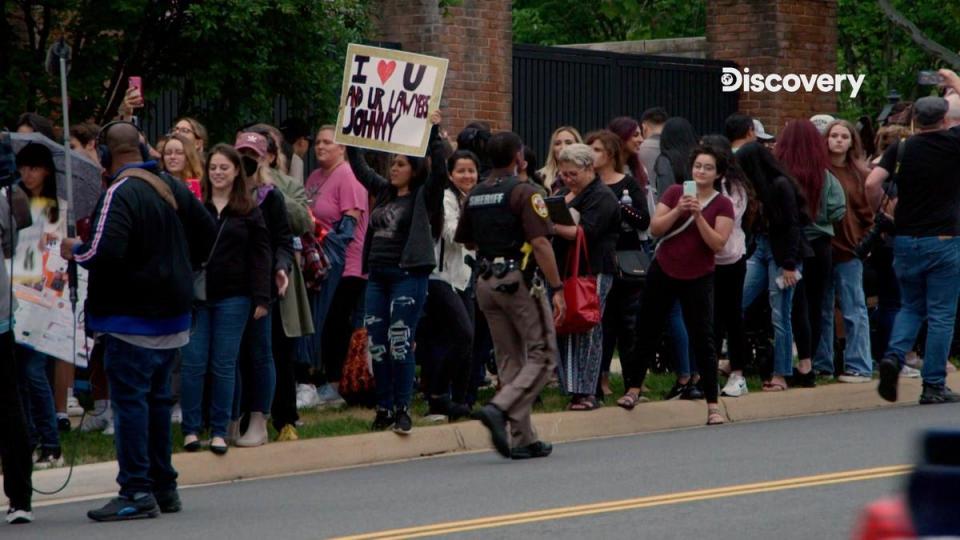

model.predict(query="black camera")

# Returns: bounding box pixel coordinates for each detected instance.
[854,211,895,260]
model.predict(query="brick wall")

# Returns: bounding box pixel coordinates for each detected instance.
[707,0,838,135]
[371,0,512,136]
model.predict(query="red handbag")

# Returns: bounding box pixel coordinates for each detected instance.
[555,227,601,335]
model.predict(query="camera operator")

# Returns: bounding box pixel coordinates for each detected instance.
[60,122,216,522]
[1,179,34,525]
[866,69,960,405]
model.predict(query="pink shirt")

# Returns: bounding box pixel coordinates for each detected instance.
[305,161,369,279]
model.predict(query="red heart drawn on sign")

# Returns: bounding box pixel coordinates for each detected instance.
[377,60,397,84]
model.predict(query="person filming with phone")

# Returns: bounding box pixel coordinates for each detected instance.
[867,69,960,405]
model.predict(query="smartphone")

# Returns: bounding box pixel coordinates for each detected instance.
[683,180,696,197]
[918,70,944,86]
[128,76,142,97]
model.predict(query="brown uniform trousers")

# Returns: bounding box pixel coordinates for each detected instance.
[476,270,558,447]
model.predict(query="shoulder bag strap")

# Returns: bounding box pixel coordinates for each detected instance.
[118,168,178,210]
[202,219,226,268]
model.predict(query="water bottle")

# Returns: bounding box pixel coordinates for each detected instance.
[620,189,633,231]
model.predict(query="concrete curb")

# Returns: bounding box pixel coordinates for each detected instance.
[23,372,956,505]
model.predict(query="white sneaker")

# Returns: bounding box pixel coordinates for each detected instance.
[899,364,921,378]
[103,421,114,436]
[80,408,112,433]
[837,373,872,383]
[316,384,346,409]
[170,403,183,424]
[721,374,749,397]
[67,396,84,417]
[296,384,319,410]
[6,508,33,524]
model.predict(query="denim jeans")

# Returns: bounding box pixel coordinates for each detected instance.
[884,236,960,386]
[16,346,59,450]
[365,267,429,410]
[103,335,178,498]
[815,258,873,376]
[642,241,691,375]
[180,296,251,437]
[742,235,799,376]
[235,308,275,417]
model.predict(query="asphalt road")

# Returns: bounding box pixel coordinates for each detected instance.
[8,403,960,539]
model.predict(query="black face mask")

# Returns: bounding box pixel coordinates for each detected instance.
[242,156,259,178]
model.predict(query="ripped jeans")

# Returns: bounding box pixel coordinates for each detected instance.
[365,266,429,410]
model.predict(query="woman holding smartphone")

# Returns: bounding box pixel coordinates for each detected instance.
[631,146,734,425]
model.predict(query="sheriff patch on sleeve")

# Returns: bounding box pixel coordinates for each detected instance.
[531,193,549,219]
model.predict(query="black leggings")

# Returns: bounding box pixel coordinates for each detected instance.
[601,278,643,390]
[321,277,367,383]
[633,262,719,402]
[714,258,748,372]
[417,280,474,404]
[792,236,832,360]
[271,308,299,431]
[0,331,33,510]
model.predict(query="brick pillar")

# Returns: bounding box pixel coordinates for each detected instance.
[371,0,512,137]
[707,0,838,134]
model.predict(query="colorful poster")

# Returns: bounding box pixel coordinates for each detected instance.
[335,43,448,157]
[8,200,91,367]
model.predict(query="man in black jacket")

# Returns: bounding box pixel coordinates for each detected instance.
[61,122,216,521]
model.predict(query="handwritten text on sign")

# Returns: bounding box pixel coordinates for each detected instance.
[336,44,448,157]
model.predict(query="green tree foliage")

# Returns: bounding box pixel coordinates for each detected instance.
[1,0,369,142]
[837,0,960,120]
[513,0,705,45]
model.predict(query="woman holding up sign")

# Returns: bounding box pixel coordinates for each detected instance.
[347,110,446,435]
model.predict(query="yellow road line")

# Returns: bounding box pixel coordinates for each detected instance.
[331,464,912,540]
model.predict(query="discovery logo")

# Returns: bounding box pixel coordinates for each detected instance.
[721,67,866,99]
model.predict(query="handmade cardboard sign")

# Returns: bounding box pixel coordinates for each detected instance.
[335,44,448,157]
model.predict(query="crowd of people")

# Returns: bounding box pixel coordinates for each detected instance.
[4,67,960,523]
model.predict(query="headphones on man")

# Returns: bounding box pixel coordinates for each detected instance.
[96,120,151,171]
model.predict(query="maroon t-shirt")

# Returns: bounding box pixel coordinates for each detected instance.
[656,185,734,280]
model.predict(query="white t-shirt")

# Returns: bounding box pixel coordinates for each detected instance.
[715,181,748,265]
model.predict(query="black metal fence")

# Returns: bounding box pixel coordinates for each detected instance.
[512,44,739,163]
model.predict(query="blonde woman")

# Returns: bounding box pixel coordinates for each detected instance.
[160,134,204,182]
[172,117,209,155]
[538,126,582,193]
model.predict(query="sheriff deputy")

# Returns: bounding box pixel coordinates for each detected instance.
[455,131,566,460]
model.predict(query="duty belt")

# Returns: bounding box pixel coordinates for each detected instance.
[478,257,520,280]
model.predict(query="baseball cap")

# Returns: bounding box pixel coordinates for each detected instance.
[913,96,948,127]
[753,119,775,140]
[235,132,268,157]
[809,114,836,134]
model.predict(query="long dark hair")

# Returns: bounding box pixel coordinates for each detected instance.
[15,143,60,223]
[202,144,256,215]
[607,116,647,187]
[382,154,428,205]
[737,142,808,227]
[775,120,830,220]
[701,134,757,229]
[659,117,699,185]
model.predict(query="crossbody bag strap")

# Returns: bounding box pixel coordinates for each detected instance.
[203,219,226,268]
[655,191,721,254]
[118,168,178,210]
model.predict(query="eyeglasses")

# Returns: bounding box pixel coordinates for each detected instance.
[172,126,195,136]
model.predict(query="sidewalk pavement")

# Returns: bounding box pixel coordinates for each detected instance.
[16,372,959,506]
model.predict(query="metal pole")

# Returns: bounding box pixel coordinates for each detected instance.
[58,50,78,308]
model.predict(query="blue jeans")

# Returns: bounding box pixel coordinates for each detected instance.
[180,296,251,437]
[742,235,798,376]
[669,301,694,377]
[642,241,691,376]
[815,258,873,376]
[235,308,275,417]
[103,335,178,498]
[16,346,59,450]
[884,236,960,386]
[365,267,429,410]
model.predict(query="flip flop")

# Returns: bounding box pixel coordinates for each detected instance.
[706,407,725,425]
[762,381,788,392]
